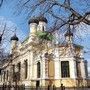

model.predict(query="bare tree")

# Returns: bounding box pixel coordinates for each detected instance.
[0,0,90,55]
[0,0,3,7]
[0,0,89,45]
[13,0,90,48]
[16,0,90,27]
[0,24,6,44]
[0,24,9,62]
[14,0,90,51]
[13,0,90,56]
[0,21,17,62]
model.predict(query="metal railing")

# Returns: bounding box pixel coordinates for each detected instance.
[0,85,89,90]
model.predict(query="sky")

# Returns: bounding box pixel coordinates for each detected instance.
[0,0,30,51]
[0,0,90,74]
[0,0,29,39]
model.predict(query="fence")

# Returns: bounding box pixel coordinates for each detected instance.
[0,85,89,90]
[0,84,25,90]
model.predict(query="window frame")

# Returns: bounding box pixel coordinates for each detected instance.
[61,61,70,78]
[24,60,28,79]
[37,62,41,78]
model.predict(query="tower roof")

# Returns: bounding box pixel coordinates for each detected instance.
[11,34,19,41]
[65,29,73,37]
[28,16,48,24]
[38,16,48,23]
[28,18,39,24]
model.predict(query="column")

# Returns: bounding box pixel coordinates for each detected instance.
[80,60,87,78]
[70,59,77,78]
[28,50,33,79]
[55,60,60,79]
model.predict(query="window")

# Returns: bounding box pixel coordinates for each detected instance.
[84,61,88,78]
[1,74,2,82]
[0,69,1,75]
[42,26,44,31]
[17,63,21,72]
[12,65,15,74]
[61,61,70,78]
[3,71,6,82]
[7,70,8,81]
[24,60,28,79]
[17,62,21,81]
[0,69,2,81]
[12,65,15,81]
[37,62,41,78]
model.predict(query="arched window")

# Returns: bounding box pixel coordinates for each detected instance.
[0,69,1,75]
[12,65,15,81]
[12,65,15,73]
[17,62,21,72]
[7,70,8,81]
[3,71,6,82]
[61,61,70,78]
[42,26,44,31]
[17,62,21,81]
[24,60,28,79]
[37,62,41,78]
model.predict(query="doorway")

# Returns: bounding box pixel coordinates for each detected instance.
[36,81,40,87]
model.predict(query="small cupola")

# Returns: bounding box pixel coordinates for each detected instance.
[65,29,73,37]
[65,25,73,44]
[38,16,48,23]
[10,34,19,54]
[37,16,47,32]
[11,34,19,41]
[28,18,39,24]
[28,17,39,36]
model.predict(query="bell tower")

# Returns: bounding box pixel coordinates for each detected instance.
[37,16,47,31]
[65,25,73,44]
[28,18,38,36]
[10,34,19,54]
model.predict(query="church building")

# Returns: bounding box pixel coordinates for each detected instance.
[0,17,89,88]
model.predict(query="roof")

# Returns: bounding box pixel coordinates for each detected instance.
[28,18,38,24]
[38,16,47,23]
[11,34,19,41]
[58,42,83,49]
[21,36,29,44]
[73,44,84,49]
[65,29,73,37]
[28,16,47,24]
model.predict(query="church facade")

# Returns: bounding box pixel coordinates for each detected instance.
[0,17,89,88]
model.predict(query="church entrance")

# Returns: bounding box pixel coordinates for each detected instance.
[36,80,40,88]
